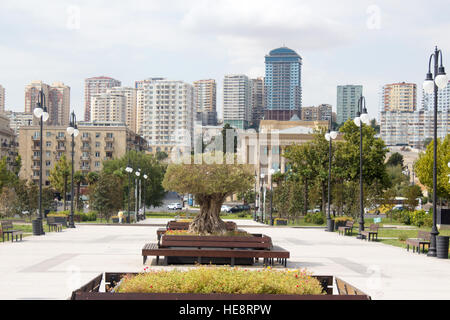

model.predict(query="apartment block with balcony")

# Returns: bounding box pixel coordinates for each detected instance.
[18,122,146,185]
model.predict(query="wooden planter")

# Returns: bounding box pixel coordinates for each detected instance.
[70,273,371,300]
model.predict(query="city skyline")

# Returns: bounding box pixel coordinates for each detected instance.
[1,1,450,121]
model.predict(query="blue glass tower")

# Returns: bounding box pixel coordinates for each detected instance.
[264,47,302,120]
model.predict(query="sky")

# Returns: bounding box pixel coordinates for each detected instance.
[1,0,450,121]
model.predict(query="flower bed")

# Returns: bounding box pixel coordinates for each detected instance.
[165,229,251,237]
[70,269,371,300]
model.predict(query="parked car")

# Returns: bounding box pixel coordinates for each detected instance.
[167,203,182,210]
[221,205,232,213]
[230,205,251,213]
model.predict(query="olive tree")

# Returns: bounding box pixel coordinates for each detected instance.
[162,153,254,234]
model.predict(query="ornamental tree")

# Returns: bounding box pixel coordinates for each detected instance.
[162,153,254,234]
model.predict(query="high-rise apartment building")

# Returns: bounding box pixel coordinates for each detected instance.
[90,93,126,123]
[106,87,137,131]
[25,81,70,126]
[380,82,417,112]
[223,74,252,129]
[136,78,194,153]
[0,85,5,113]
[264,47,302,121]
[422,80,450,112]
[193,79,217,126]
[336,85,363,124]
[251,77,265,128]
[4,111,33,134]
[84,76,121,121]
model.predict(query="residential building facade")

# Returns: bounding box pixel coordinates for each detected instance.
[193,79,217,126]
[301,104,333,121]
[380,82,417,112]
[4,111,33,134]
[18,122,146,185]
[90,93,127,124]
[336,85,363,124]
[264,47,302,121]
[223,74,252,129]
[136,78,195,154]
[251,77,265,128]
[84,76,121,121]
[422,80,450,112]
[0,113,18,169]
[0,85,5,113]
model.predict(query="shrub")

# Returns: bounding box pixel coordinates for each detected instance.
[334,216,353,224]
[398,233,408,241]
[116,266,324,295]
[305,212,325,225]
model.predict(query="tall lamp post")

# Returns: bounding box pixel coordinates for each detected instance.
[66,111,79,228]
[125,165,133,223]
[423,46,448,257]
[260,173,265,223]
[353,96,371,239]
[253,171,257,221]
[135,169,141,222]
[269,168,280,226]
[325,118,338,232]
[143,174,148,220]
[33,90,49,235]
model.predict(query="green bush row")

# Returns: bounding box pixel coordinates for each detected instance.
[388,209,432,227]
[47,210,97,222]
[304,212,325,225]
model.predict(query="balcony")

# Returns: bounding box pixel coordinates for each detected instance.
[32,145,41,151]
[32,165,41,171]
[104,146,114,152]
[80,165,91,171]
[104,136,114,142]
[56,135,66,141]
[81,146,91,152]
[56,145,66,151]
[32,155,40,161]
[80,155,90,161]
[32,136,41,141]
[81,136,91,142]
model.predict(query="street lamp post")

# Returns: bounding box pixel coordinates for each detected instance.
[135,169,141,222]
[66,111,79,228]
[269,168,280,226]
[325,118,338,232]
[33,90,49,235]
[143,174,148,220]
[260,173,265,223]
[354,96,370,239]
[125,165,133,223]
[423,46,448,257]
[254,171,257,221]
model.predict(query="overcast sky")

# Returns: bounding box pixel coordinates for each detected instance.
[1,0,450,121]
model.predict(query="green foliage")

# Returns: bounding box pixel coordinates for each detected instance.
[333,216,353,224]
[304,211,325,225]
[414,135,450,200]
[388,209,432,228]
[90,172,123,222]
[386,152,404,168]
[398,233,408,241]
[116,267,324,295]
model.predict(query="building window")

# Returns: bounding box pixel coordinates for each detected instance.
[95,161,100,167]
[96,133,100,138]
[95,152,100,157]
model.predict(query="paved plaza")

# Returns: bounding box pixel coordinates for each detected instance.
[0,219,449,300]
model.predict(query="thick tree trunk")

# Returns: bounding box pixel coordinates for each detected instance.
[189,194,227,234]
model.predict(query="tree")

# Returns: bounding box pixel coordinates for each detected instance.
[415,135,450,201]
[0,187,18,218]
[48,155,71,210]
[0,156,18,192]
[403,185,423,211]
[386,152,404,168]
[163,153,254,234]
[90,172,123,222]
[86,171,100,185]
[73,171,86,211]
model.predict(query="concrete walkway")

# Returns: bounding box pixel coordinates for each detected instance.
[0,220,448,300]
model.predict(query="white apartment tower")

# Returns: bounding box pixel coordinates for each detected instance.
[90,93,126,123]
[106,87,137,132]
[84,76,121,121]
[223,74,252,129]
[137,78,194,153]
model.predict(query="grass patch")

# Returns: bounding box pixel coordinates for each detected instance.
[115,266,324,295]
[0,222,66,242]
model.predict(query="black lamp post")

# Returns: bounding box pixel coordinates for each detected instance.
[423,46,448,257]
[325,117,338,232]
[260,173,265,223]
[354,96,370,239]
[135,169,141,222]
[253,171,257,221]
[66,111,79,228]
[33,90,49,235]
[143,174,148,220]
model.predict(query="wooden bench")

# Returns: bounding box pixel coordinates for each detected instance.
[143,233,289,267]
[338,221,354,236]
[406,231,431,254]
[47,216,63,232]
[1,221,23,242]
[157,221,237,242]
[360,224,379,241]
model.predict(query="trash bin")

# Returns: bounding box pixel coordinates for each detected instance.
[436,236,449,259]
[32,219,43,235]
[327,219,335,232]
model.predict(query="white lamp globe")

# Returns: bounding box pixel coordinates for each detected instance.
[73,129,80,137]
[42,112,49,122]
[33,107,43,118]
[360,113,370,125]
[143,174,148,179]
[136,171,140,177]
[354,117,361,127]
[435,74,449,89]
[125,167,133,173]
[423,79,435,94]
[330,131,338,140]
[325,133,331,141]
[260,173,265,179]
[66,126,74,135]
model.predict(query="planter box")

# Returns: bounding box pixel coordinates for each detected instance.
[70,273,371,300]
[275,219,288,226]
